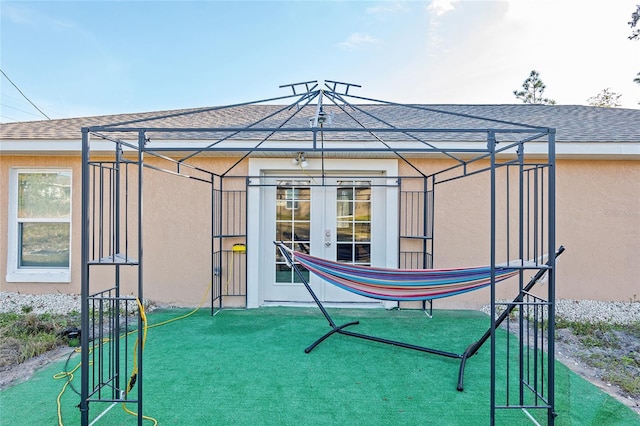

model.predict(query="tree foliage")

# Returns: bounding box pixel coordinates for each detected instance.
[586,88,622,108]
[629,4,640,40]
[513,70,556,105]
[630,6,640,105]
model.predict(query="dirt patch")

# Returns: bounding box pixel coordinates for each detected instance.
[554,328,640,415]
[0,345,76,391]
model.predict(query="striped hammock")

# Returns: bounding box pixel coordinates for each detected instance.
[277,243,522,301]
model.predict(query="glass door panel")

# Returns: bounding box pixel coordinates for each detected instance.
[275,183,310,284]
[336,182,371,264]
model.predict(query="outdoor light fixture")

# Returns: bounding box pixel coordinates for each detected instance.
[308,105,333,128]
[317,106,327,125]
[292,152,308,168]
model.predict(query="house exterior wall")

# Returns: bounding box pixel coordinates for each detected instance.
[556,159,639,301]
[2,154,639,308]
[398,158,640,309]
[0,155,218,306]
[1,155,84,295]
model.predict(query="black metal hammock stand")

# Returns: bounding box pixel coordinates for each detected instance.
[275,242,565,391]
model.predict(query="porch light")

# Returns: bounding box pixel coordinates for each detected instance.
[317,106,327,124]
[292,152,308,168]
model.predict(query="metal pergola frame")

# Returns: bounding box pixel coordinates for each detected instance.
[79,80,558,425]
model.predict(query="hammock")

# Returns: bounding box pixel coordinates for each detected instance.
[274,241,564,391]
[277,244,522,301]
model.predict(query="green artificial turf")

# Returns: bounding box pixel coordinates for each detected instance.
[1,307,638,425]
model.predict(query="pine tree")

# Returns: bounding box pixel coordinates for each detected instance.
[513,70,556,105]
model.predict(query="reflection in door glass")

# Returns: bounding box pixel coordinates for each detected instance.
[336,181,371,265]
[275,181,310,283]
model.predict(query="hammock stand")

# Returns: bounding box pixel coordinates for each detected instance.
[275,242,564,391]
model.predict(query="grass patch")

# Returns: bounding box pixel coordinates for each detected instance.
[0,312,80,367]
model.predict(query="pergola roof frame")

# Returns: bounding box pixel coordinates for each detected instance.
[83,80,554,181]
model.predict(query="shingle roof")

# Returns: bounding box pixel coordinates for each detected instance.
[1,104,638,143]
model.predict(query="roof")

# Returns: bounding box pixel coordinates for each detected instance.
[1,104,639,143]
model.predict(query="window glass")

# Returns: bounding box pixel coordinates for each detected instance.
[18,172,71,218]
[11,170,72,273]
[275,181,310,283]
[19,223,70,267]
[336,182,371,265]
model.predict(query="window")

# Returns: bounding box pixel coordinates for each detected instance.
[6,169,72,282]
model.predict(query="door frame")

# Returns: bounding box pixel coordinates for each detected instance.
[246,157,398,308]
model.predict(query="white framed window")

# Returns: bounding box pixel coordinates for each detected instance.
[6,169,72,283]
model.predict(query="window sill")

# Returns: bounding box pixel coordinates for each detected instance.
[6,270,71,283]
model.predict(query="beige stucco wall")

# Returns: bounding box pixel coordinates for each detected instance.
[1,155,84,295]
[399,157,640,309]
[0,155,232,306]
[556,159,639,300]
[1,154,638,308]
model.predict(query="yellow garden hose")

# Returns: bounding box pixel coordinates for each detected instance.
[53,348,82,425]
[54,279,212,425]
[121,297,157,425]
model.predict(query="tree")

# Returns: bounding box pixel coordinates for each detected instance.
[630,7,640,103]
[513,70,556,105]
[586,88,622,108]
[629,4,639,40]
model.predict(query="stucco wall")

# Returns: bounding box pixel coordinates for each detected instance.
[555,160,639,301]
[2,154,638,308]
[1,155,84,295]
[399,157,640,309]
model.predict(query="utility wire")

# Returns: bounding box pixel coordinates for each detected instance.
[0,68,51,120]
[1,102,46,118]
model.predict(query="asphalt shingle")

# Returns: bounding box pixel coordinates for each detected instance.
[1,103,638,144]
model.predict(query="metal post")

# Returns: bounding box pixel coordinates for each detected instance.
[214,175,222,316]
[80,128,90,426]
[218,177,224,307]
[137,131,145,426]
[518,142,525,406]
[423,175,433,314]
[396,177,402,269]
[429,175,435,269]
[487,131,497,425]
[422,176,428,268]
[243,177,249,307]
[547,129,557,425]
[114,144,121,400]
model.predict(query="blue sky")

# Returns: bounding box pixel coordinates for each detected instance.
[1,0,639,122]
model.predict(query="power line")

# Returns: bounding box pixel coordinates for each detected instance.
[0,68,51,120]
[1,102,45,118]
[0,113,22,123]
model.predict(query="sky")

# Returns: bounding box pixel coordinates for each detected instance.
[1,0,639,123]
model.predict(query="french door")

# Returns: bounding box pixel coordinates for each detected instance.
[247,158,398,307]
[269,178,382,303]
